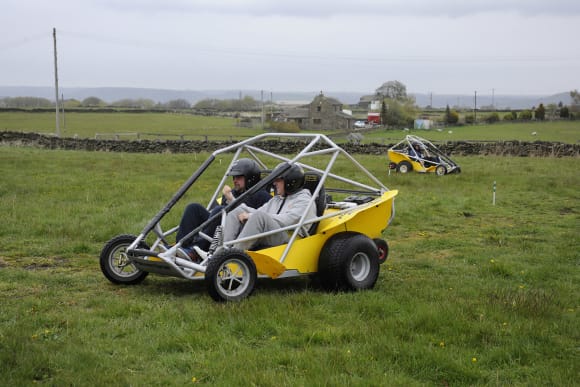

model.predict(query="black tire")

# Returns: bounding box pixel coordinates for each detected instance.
[318,232,380,291]
[397,161,413,174]
[373,238,389,265]
[100,234,149,285]
[435,165,447,176]
[205,249,257,302]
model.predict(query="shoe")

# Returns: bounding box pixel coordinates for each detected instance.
[181,246,202,263]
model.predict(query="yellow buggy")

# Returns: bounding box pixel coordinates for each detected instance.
[100,133,398,301]
[388,135,461,176]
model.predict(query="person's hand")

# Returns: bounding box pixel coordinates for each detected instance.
[223,185,234,203]
[237,212,250,223]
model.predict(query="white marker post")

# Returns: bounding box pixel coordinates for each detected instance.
[492,181,496,205]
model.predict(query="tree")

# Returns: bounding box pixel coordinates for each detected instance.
[571,90,580,113]
[82,97,106,107]
[560,106,569,118]
[519,110,533,120]
[485,112,500,124]
[535,103,545,120]
[382,96,417,127]
[571,89,580,104]
[444,105,459,124]
[380,100,387,125]
[375,80,407,101]
[166,99,191,110]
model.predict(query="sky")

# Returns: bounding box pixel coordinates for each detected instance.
[1,0,579,96]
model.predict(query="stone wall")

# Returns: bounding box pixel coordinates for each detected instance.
[1,131,578,157]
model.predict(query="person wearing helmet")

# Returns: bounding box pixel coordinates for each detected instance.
[176,158,271,253]
[222,163,317,251]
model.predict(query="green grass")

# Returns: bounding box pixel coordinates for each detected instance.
[0,146,578,385]
[363,120,580,144]
[2,111,579,143]
[0,111,261,140]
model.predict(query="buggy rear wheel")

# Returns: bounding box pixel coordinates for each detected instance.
[373,238,389,264]
[205,249,257,302]
[397,161,413,174]
[318,232,380,291]
[100,234,149,285]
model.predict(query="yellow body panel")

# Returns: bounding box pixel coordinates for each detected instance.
[388,150,436,173]
[247,190,398,276]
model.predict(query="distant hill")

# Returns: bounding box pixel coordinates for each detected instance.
[0,86,573,110]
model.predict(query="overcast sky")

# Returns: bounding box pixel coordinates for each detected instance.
[1,0,579,96]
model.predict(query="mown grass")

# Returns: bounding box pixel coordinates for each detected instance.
[2,111,579,143]
[0,111,261,140]
[0,146,578,385]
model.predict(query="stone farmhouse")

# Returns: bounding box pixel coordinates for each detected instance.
[275,92,355,131]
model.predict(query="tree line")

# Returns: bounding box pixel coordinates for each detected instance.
[0,96,263,111]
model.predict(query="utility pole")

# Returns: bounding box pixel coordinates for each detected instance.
[53,28,60,137]
[52,28,60,137]
[61,93,66,130]
[474,90,477,125]
[261,90,264,130]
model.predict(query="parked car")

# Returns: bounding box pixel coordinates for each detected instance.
[354,120,366,128]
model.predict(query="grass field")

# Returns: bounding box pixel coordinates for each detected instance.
[2,111,579,143]
[0,145,578,385]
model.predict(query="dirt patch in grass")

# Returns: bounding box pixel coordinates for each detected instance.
[20,257,69,270]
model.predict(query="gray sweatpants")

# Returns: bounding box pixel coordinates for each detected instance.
[223,207,289,251]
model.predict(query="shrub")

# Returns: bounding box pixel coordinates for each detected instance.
[485,112,500,124]
[444,105,459,124]
[519,110,533,120]
[503,112,514,121]
[268,121,300,133]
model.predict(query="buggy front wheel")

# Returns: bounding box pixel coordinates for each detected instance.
[318,232,380,291]
[100,234,149,285]
[435,165,447,176]
[397,161,413,174]
[205,249,257,302]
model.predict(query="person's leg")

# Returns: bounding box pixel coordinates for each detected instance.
[222,206,246,243]
[176,203,209,246]
[234,211,288,251]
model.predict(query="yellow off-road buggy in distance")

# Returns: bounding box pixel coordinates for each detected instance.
[100,133,398,302]
[388,135,461,176]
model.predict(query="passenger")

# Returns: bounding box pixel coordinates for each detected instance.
[222,164,317,251]
[176,158,271,252]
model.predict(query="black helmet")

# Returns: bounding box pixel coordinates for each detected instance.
[274,163,305,195]
[227,158,261,188]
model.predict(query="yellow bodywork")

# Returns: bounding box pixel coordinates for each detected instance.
[246,190,398,278]
[388,149,436,173]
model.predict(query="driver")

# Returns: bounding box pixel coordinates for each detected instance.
[176,158,271,254]
[222,163,316,251]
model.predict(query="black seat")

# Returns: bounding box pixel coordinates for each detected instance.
[302,171,326,235]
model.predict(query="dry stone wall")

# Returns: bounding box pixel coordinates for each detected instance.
[1,131,578,157]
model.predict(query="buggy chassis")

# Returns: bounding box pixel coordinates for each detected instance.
[100,133,398,301]
[388,134,461,175]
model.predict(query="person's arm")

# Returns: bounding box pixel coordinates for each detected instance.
[269,190,312,227]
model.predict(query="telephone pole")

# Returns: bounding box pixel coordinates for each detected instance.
[474,90,477,125]
[53,28,60,137]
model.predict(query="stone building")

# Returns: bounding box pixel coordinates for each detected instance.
[278,92,355,131]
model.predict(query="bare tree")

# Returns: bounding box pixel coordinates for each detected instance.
[375,80,407,101]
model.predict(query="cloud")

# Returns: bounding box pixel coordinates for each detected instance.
[98,0,580,17]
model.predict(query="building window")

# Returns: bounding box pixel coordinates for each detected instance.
[313,119,321,125]
[317,106,321,112]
